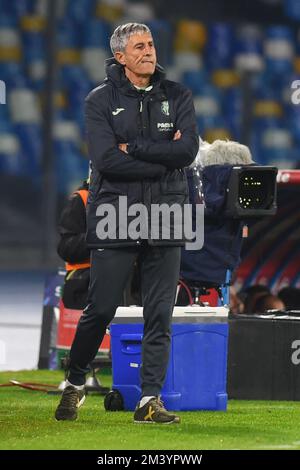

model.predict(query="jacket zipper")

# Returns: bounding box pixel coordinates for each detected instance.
[140,94,154,245]
[139,96,144,246]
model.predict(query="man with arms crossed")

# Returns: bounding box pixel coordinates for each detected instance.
[55,23,198,424]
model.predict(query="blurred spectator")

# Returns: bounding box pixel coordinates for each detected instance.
[278,287,300,310]
[254,293,286,312]
[229,285,244,314]
[242,284,270,313]
[57,179,90,310]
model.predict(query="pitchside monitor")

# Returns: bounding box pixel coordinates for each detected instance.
[225,166,278,218]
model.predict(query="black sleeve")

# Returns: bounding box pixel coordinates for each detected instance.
[128,88,199,170]
[85,93,166,180]
[57,194,90,264]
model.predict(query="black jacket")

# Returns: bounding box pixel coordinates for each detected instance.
[57,180,90,264]
[85,58,199,248]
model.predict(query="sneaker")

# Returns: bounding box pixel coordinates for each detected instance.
[54,386,86,421]
[133,397,180,424]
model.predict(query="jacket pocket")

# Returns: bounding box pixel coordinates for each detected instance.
[98,179,128,196]
[160,170,188,195]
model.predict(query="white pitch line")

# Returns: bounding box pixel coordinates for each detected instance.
[257,441,300,450]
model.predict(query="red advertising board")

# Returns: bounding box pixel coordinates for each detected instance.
[57,300,110,353]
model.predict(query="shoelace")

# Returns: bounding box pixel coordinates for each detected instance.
[60,388,79,407]
[150,398,166,413]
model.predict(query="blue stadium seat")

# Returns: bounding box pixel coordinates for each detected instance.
[252,71,286,102]
[284,0,300,20]
[234,24,264,72]
[251,117,287,165]
[182,70,208,95]
[81,17,111,49]
[21,16,46,89]
[1,0,38,19]
[14,123,41,180]
[146,19,172,66]
[0,133,24,175]
[0,63,24,84]
[223,87,242,141]
[173,51,202,73]
[12,0,36,18]
[59,64,89,85]
[81,18,111,83]
[205,23,234,70]
[58,65,92,131]
[194,82,224,136]
[66,0,96,23]
[57,17,81,49]
[264,26,294,77]
[287,99,300,144]
[0,105,12,133]
[22,30,44,64]
[197,115,229,138]
[54,140,88,194]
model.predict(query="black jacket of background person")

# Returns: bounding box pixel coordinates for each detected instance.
[57,180,90,264]
[85,58,199,248]
[57,180,90,309]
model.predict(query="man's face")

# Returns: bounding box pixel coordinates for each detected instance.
[115,33,157,77]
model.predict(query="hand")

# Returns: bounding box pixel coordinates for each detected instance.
[173,130,181,141]
[119,143,128,153]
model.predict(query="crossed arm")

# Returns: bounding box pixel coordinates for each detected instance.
[85,97,165,181]
[85,87,198,179]
[119,89,199,170]
[119,129,181,152]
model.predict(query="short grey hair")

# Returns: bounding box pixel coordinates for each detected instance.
[110,23,152,54]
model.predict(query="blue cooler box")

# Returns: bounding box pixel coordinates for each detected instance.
[110,306,229,411]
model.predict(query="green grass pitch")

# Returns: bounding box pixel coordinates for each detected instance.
[1,370,300,450]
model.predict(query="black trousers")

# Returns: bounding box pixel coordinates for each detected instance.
[68,243,181,397]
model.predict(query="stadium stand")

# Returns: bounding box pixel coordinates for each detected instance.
[0,0,299,287]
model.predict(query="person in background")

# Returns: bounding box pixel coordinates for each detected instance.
[242,285,270,314]
[229,285,244,314]
[254,294,285,313]
[57,179,90,310]
[278,287,300,311]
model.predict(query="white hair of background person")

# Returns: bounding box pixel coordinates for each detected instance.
[192,137,254,167]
